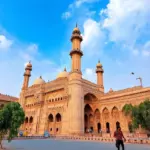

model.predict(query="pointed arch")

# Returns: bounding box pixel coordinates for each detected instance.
[112,106,119,118]
[56,113,61,122]
[84,104,93,113]
[94,108,100,121]
[29,116,33,123]
[25,117,28,123]
[84,93,98,102]
[48,114,54,122]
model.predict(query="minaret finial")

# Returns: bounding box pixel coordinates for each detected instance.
[76,22,78,27]
[40,76,42,79]
[98,60,100,63]
[64,67,66,71]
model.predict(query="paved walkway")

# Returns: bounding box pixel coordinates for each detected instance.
[3,139,150,150]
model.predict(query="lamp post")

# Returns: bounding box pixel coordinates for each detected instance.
[131,72,143,87]
[136,77,143,87]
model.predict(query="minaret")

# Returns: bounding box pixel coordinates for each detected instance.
[96,60,104,92]
[65,24,84,135]
[70,24,83,76]
[22,61,32,90]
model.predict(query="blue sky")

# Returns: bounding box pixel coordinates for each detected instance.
[0,0,150,97]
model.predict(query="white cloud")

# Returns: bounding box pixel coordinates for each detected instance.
[132,49,139,56]
[62,0,99,20]
[142,41,150,57]
[0,35,13,50]
[62,11,72,20]
[82,19,105,56]
[83,68,96,83]
[0,33,60,97]
[27,44,38,53]
[101,0,150,44]
[86,10,96,17]
[75,0,99,7]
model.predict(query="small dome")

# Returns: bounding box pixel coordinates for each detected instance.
[33,76,45,85]
[57,68,69,78]
[97,60,102,67]
[73,27,80,32]
[72,23,81,34]
[109,88,113,92]
[25,61,32,68]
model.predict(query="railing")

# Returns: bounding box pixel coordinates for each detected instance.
[4,135,150,144]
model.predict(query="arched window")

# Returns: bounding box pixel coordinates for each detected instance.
[25,117,28,123]
[56,113,61,122]
[29,116,33,123]
[48,114,54,122]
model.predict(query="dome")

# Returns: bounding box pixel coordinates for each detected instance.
[97,60,102,67]
[109,88,113,92]
[33,76,45,85]
[26,61,32,67]
[72,23,81,34]
[57,68,69,78]
[73,27,80,32]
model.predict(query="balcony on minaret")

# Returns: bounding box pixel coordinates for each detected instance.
[70,24,83,74]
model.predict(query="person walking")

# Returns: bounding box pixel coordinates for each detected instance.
[114,127,126,150]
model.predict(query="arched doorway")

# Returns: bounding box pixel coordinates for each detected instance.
[48,114,54,133]
[102,107,110,133]
[97,123,101,133]
[106,122,110,133]
[116,121,120,129]
[94,109,101,133]
[84,104,93,133]
[55,113,62,134]
[84,114,88,133]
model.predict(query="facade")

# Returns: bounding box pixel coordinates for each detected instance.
[0,93,18,109]
[19,26,150,136]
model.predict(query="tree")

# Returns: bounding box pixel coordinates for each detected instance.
[123,99,150,132]
[0,102,25,149]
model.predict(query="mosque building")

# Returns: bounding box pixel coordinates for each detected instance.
[19,25,150,136]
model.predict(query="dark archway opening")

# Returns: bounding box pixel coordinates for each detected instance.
[97,123,101,133]
[48,114,54,122]
[84,114,88,133]
[56,113,61,122]
[116,121,120,129]
[25,117,28,123]
[106,122,110,133]
[29,117,33,123]
[90,127,93,133]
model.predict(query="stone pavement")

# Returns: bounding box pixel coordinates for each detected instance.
[3,139,150,150]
